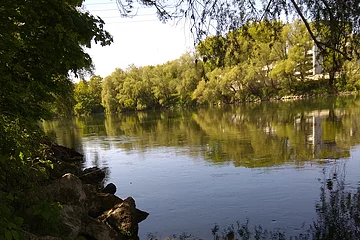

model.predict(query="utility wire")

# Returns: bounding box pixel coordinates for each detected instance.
[101,13,157,18]
[86,8,119,11]
[85,2,117,5]
[106,19,160,24]
[84,3,186,8]
[87,8,161,12]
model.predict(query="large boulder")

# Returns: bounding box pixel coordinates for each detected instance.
[79,167,106,185]
[44,173,86,207]
[86,193,123,218]
[23,232,62,240]
[49,161,81,179]
[98,197,149,239]
[102,183,117,194]
[50,144,83,162]
[59,205,83,238]
[81,216,122,240]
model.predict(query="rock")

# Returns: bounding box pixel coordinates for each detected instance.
[24,141,149,240]
[23,232,62,240]
[83,184,97,198]
[102,183,117,194]
[59,205,83,238]
[98,197,149,239]
[87,193,123,218]
[49,161,81,179]
[135,208,150,223]
[50,145,83,162]
[81,216,122,240]
[44,173,86,206]
[79,167,106,185]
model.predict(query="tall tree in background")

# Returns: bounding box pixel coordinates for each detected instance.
[270,20,313,93]
[193,21,323,103]
[74,76,104,115]
[102,69,126,113]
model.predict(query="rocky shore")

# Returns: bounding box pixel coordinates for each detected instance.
[25,144,149,240]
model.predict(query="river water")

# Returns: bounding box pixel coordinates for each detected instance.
[42,96,360,239]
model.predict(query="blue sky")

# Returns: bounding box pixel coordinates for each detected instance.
[83,0,194,78]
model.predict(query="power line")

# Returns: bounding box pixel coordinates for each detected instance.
[84,2,117,5]
[106,19,160,24]
[86,8,119,12]
[85,2,184,7]
[101,13,157,18]
[84,3,187,9]
[83,5,162,12]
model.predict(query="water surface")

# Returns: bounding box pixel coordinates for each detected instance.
[42,96,360,239]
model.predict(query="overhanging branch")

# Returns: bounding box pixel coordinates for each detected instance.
[290,0,351,60]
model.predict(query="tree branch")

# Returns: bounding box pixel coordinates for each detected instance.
[260,0,274,21]
[289,0,351,60]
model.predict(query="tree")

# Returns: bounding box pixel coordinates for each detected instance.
[197,36,227,71]
[1,0,112,121]
[195,21,288,101]
[176,53,203,105]
[270,20,313,93]
[0,0,112,236]
[117,65,152,110]
[151,61,179,107]
[74,76,104,115]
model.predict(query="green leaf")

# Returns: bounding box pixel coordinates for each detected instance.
[6,222,16,229]
[4,230,12,240]
[10,230,19,240]
[13,217,23,226]
[41,210,52,220]
[18,152,23,161]
[6,193,13,201]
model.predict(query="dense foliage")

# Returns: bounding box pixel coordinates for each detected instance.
[74,76,104,115]
[0,0,112,237]
[99,54,203,112]
[91,21,360,113]
[115,0,360,90]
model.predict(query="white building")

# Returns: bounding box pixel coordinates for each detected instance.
[312,44,323,75]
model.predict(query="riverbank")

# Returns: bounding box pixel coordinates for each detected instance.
[24,142,148,240]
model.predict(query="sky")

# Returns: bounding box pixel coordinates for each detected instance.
[83,0,194,78]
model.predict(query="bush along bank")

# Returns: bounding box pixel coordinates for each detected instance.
[24,143,149,240]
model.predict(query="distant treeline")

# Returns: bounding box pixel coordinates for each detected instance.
[71,21,360,115]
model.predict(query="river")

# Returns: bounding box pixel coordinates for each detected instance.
[42,95,360,239]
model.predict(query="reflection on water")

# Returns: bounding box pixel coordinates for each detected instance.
[206,163,360,240]
[42,95,360,238]
[43,96,360,166]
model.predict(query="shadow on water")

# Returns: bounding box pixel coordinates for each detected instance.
[146,162,360,240]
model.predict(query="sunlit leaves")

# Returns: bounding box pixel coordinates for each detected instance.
[1,0,113,121]
[74,76,104,115]
[102,53,202,111]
